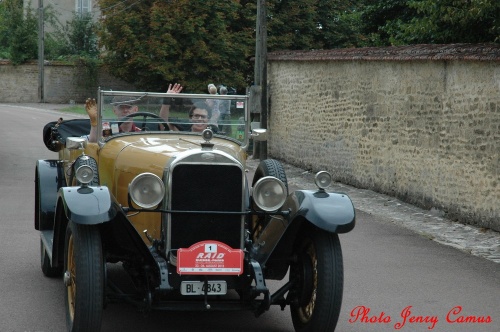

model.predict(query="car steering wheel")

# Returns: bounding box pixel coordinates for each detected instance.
[118,112,170,131]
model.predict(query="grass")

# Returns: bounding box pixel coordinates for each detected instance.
[59,105,87,115]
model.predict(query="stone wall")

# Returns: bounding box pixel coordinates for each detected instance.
[0,61,134,103]
[267,44,500,231]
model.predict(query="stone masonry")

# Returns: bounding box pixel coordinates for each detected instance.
[267,44,500,231]
[0,60,133,103]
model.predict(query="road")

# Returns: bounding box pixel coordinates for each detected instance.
[0,104,498,332]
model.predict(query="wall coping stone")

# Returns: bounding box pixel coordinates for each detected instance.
[268,43,500,62]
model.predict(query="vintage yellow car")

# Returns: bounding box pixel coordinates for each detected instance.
[35,89,355,331]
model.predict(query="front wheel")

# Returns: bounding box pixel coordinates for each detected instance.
[289,228,344,332]
[64,221,104,332]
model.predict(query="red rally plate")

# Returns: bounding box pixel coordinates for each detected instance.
[177,240,244,275]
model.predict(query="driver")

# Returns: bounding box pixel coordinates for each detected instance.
[111,96,143,132]
[84,96,141,142]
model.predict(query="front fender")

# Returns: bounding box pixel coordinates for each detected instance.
[251,189,355,271]
[35,160,66,230]
[285,190,355,233]
[58,186,117,224]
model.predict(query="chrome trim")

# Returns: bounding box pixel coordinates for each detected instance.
[162,150,246,257]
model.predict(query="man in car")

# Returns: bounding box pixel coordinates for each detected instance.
[84,96,143,142]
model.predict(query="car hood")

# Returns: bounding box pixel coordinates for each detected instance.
[98,134,246,200]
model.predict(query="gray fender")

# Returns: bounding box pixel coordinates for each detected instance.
[35,160,66,230]
[57,186,117,224]
[285,189,355,233]
[251,189,355,270]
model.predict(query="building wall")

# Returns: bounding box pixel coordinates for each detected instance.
[0,61,133,103]
[267,45,500,231]
[25,0,100,33]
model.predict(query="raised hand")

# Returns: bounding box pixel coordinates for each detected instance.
[85,98,98,126]
[167,83,183,94]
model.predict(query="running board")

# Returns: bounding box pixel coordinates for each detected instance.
[40,230,55,262]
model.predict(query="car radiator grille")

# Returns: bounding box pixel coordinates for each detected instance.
[170,164,243,250]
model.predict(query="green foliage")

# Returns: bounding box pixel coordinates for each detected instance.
[397,0,500,44]
[3,0,497,91]
[1,0,38,64]
[0,0,100,68]
[267,0,362,50]
[99,0,251,92]
[97,0,362,92]
[357,0,500,46]
[45,12,100,60]
[357,0,418,46]
[66,12,100,56]
[0,3,8,56]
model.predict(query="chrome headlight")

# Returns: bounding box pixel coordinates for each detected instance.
[314,171,332,190]
[129,173,165,209]
[252,176,287,212]
[75,165,94,185]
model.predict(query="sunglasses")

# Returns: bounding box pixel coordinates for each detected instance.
[191,113,208,120]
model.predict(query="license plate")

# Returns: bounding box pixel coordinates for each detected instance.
[181,281,227,295]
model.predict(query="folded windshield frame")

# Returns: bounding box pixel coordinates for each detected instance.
[96,90,250,149]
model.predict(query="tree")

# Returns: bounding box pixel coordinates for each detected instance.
[96,0,499,92]
[98,0,251,92]
[395,0,500,44]
[0,2,8,58]
[267,0,362,50]
[357,0,418,46]
[1,0,38,64]
[67,12,100,56]
[356,0,500,46]
[97,0,362,91]
[44,12,100,60]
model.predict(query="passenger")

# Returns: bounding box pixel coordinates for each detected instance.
[161,99,212,133]
[186,101,212,133]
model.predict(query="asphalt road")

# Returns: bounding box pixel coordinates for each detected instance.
[0,104,498,332]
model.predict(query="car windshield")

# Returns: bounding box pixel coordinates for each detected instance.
[98,91,249,144]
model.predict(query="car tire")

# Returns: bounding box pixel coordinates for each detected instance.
[64,220,104,332]
[251,159,289,238]
[73,157,99,186]
[289,228,343,332]
[252,159,289,194]
[40,238,63,278]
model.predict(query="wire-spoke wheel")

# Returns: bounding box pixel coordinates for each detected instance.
[289,229,344,332]
[64,220,104,332]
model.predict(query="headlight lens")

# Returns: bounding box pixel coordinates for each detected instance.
[75,165,94,185]
[253,176,287,212]
[129,173,165,209]
[314,171,332,190]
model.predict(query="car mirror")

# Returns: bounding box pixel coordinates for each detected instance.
[251,128,268,141]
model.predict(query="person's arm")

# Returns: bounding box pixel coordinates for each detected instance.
[85,98,98,142]
[159,83,183,131]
